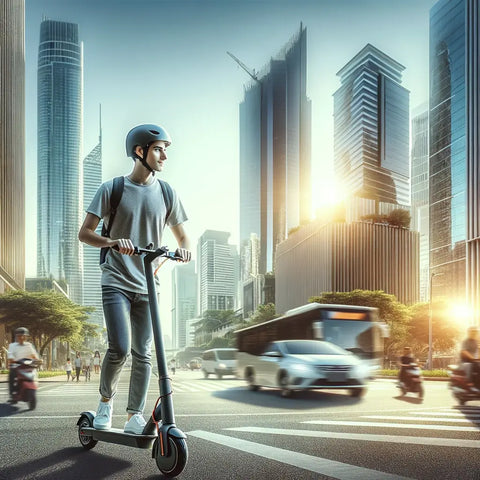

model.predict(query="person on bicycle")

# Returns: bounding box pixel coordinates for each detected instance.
[7,327,39,403]
[78,124,191,434]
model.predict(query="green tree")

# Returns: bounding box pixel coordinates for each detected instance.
[247,303,278,325]
[0,290,96,361]
[387,209,411,228]
[309,289,410,359]
[199,310,236,333]
[408,301,461,357]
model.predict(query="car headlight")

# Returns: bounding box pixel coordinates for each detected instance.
[289,363,312,374]
[352,364,369,378]
[218,363,227,370]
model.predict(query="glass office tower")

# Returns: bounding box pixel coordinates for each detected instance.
[82,112,102,328]
[37,19,83,303]
[334,44,410,209]
[239,25,311,275]
[429,0,467,302]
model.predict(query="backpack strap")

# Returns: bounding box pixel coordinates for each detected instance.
[159,179,173,224]
[100,176,125,264]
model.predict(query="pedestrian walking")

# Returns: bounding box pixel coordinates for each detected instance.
[74,352,82,382]
[93,350,101,374]
[65,358,73,381]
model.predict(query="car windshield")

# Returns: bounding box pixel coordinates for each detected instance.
[282,341,348,356]
[216,350,237,360]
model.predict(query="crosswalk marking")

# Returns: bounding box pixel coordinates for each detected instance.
[303,419,480,432]
[363,415,480,423]
[187,430,412,480]
[226,426,480,449]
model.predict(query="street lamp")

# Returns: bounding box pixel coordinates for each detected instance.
[428,272,443,369]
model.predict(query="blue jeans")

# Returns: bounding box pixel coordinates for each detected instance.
[100,286,153,414]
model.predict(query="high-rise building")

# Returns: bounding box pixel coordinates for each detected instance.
[275,220,419,313]
[37,19,83,303]
[0,0,25,348]
[429,0,472,304]
[171,261,197,350]
[334,44,410,213]
[82,109,102,328]
[411,105,429,301]
[238,24,311,275]
[197,230,238,315]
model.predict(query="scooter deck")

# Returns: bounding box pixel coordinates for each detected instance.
[81,426,156,449]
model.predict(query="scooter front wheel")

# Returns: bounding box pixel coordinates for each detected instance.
[27,390,37,410]
[154,436,188,477]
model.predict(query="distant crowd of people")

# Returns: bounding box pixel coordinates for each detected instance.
[65,350,102,382]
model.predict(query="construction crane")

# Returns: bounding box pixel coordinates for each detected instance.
[227,51,260,83]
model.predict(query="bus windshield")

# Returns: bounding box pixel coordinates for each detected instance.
[282,340,348,356]
[322,319,381,359]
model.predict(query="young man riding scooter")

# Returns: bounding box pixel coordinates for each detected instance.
[78,124,191,435]
[7,327,40,403]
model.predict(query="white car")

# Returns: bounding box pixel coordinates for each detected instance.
[201,348,237,379]
[239,339,369,397]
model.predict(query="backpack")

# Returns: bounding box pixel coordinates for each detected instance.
[99,176,174,264]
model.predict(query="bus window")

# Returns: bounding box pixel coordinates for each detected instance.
[313,321,323,339]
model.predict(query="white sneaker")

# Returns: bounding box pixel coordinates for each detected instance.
[124,413,146,434]
[93,399,113,430]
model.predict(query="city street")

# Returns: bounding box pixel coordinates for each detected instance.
[0,370,479,479]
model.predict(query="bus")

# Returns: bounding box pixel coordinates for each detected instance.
[235,303,389,377]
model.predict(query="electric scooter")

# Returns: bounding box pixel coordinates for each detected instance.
[9,358,42,410]
[77,246,188,478]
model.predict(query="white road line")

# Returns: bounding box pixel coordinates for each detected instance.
[187,430,412,480]
[411,411,480,417]
[304,420,480,432]
[363,415,480,423]
[227,426,480,449]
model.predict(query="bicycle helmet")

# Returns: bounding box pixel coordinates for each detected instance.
[15,327,29,336]
[125,124,171,174]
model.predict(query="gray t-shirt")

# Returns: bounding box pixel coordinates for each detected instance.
[87,175,188,293]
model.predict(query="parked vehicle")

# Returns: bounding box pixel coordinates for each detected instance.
[201,348,237,379]
[396,363,424,399]
[237,339,368,397]
[188,358,202,370]
[9,358,42,410]
[448,363,480,405]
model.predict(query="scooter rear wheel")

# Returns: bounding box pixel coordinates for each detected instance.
[154,436,188,477]
[78,416,98,450]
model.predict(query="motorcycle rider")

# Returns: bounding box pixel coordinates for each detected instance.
[7,327,40,403]
[460,325,480,392]
[398,346,414,386]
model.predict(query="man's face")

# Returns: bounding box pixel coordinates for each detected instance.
[468,328,478,340]
[145,140,168,172]
[16,334,26,345]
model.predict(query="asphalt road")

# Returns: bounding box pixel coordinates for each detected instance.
[0,370,479,480]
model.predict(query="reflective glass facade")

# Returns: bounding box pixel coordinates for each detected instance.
[429,0,466,301]
[37,20,83,303]
[239,25,311,275]
[334,44,410,206]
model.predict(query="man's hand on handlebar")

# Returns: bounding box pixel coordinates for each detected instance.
[175,248,192,263]
[112,238,135,256]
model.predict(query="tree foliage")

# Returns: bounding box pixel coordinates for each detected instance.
[360,209,411,228]
[247,303,278,325]
[197,310,237,333]
[0,290,97,358]
[309,289,411,358]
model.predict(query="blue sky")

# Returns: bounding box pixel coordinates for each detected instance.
[25,0,437,328]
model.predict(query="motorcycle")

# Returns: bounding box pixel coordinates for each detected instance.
[9,358,42,410]
[448,363,480,406]
[396,363,424,399]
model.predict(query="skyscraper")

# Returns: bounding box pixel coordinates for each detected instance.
[82,109,102,328]
[238,24,311,275]
[429,0,471,304]
[197,230,238,315]
[171,261,197,350]
[334,44,410,214]
[0,0,25,348]
[37,19,83,303]
[411,105,429,301]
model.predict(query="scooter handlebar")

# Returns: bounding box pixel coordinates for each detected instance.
[111,244,181,260]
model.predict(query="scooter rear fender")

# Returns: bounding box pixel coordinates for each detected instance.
[77,411,96,426]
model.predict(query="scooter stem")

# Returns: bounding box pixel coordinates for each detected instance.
[144,250,175,426]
